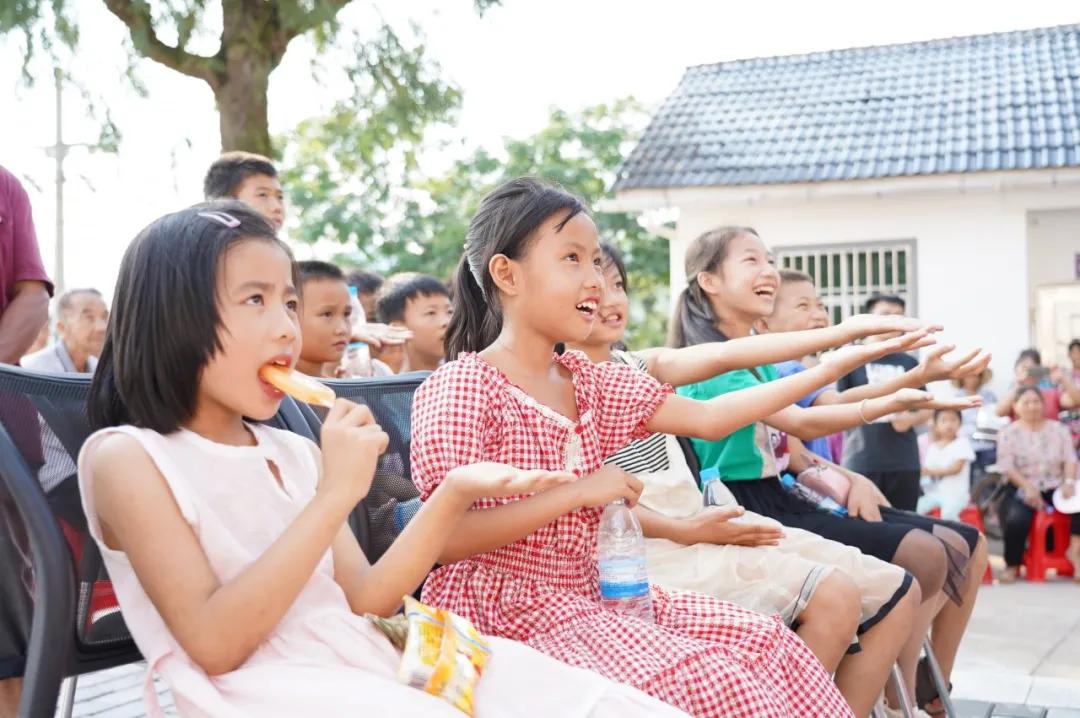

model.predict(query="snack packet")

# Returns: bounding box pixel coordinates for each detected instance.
[366,612,409,651]
[397,596,492,716]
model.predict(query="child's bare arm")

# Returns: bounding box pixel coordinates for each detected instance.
[646,332,964,441]
[639,316,930,388]
[332,463,581,610]
[92,434,356,676]
[813,346,989,407]
[436,465,643,563]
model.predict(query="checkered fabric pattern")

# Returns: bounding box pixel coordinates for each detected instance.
[411,352,850,717]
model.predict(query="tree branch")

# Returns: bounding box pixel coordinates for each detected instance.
[279,0,352,42]
[103,0,223,89]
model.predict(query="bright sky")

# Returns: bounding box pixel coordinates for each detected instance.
[2,0,1078,300]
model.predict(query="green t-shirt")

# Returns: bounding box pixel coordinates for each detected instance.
[677,364,788,481]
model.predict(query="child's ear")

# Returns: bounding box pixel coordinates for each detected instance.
[753,317,771,334]
[696,270,720,296]
[489,254,520,297]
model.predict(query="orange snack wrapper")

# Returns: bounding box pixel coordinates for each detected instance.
[397,596,492,716]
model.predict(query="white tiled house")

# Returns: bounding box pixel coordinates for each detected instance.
[613,24,1080,387]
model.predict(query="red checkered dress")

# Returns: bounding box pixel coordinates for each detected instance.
[411,352,850,718]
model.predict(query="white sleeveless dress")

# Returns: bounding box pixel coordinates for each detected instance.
[78,423,688,718]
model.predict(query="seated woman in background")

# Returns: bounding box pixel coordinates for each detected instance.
[996,386,1080,583]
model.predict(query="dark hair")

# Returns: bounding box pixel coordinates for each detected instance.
[933,407,963,422]
[89,201,294,432]
[445,177,587,359]
[346,269,384,295]
[1014,385,1044,404]
[57,287,104,317]
[1070,339,1080,353]
[375,272,450,324]
[668,226,759,348]
[599,242,628,292]
[297,260,345,285]
[1015,348,1042,367]
[597,242,630,353]
[864,293,906,313]
[203,151,278,199]
[779,268,814,285]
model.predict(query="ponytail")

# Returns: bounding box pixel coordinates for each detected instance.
[443,176,587,360]
[445,253,502,359]
[666,225,759,349]
[667,282,728,348]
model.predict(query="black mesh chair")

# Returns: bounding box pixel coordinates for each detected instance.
[0,363,309,716]
[298,372,430,563]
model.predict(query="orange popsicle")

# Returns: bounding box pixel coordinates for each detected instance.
[259,365,336,408]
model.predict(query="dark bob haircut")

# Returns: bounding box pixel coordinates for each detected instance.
[88,201,294,433]
[375,272,450,324]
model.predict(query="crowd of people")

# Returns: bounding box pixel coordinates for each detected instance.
[0,153,1078,718]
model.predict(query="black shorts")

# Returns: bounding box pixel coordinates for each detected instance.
[861,469,922,513]
[724,477,980,604]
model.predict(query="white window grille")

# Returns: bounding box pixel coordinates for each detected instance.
[774,240,917,324]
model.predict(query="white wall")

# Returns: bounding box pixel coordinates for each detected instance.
[1027,208,1080,298]
[664,185,1080,395]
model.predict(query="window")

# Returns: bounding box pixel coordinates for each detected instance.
[774,240,917,323]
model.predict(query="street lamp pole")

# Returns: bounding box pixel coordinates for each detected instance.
[53,66,67,295]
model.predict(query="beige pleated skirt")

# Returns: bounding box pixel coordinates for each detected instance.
[638,435,911,633]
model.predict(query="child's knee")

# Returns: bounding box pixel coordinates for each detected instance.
[807,571,861,633]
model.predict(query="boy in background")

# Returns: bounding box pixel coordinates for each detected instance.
[295,261,352,378]
[203,151,284,231]
[375,272,451,373]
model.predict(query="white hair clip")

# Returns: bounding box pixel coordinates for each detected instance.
[198,211,241,228]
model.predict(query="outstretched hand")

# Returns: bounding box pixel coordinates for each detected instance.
[352,323,413,349]
[685,506,785,546]
[840,313,934,341]
[919,345,992,383]
[445,462,577,501]
[822,328,938,375]
[892,387,982,412]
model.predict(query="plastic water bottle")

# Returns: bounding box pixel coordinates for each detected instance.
[597,499,654,622]
[700,467,731,508]
[341,286,373,377]
[779,473,848,517]
[700,466,745,523]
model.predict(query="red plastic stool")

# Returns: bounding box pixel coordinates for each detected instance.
[956,504,993,584]
[1023,509,1075,582]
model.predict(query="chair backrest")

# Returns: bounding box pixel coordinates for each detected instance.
[0,363,310,716]
[0,364,116,717]
[319,372,430,562]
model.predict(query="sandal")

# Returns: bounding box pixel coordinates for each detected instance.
[1000,567,1018,584]
[915,658,951,717]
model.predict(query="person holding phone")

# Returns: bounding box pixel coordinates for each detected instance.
[996,349,1080,421]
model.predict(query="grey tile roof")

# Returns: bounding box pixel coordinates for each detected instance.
[615,24,1080,190]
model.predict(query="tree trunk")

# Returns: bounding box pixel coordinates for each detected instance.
[214,40,273,155]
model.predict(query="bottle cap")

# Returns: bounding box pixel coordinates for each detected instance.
[700,467,720,483]
[348,285,358,298]
[779,473,795,487]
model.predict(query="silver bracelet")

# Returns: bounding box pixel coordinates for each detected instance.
[858,399,872,425]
